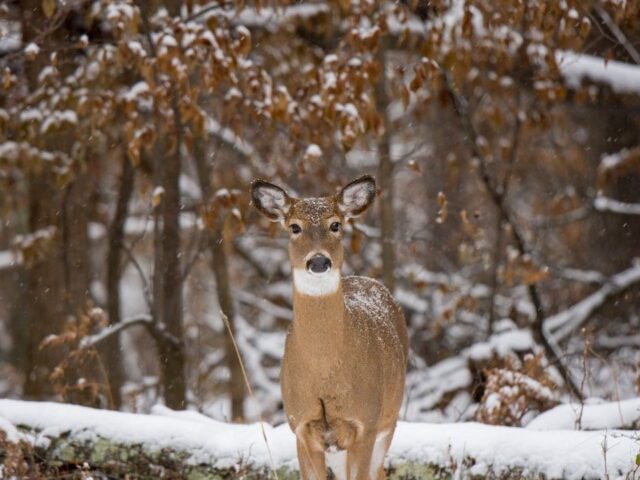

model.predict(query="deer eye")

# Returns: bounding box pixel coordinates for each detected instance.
[330,222,341,232]
[290,223,301,234]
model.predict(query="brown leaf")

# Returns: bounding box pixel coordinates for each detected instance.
[350,228,362,254]
[42,0,56,18]
[436,191,447,224]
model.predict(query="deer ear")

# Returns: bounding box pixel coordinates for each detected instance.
[251,179,293,222]
[337,175,376,218]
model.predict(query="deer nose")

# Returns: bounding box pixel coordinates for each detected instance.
[306,254,332,274]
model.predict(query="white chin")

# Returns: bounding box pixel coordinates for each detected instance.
[293,269,340,296]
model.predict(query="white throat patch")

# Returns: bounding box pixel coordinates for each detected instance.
[293,269,340,296]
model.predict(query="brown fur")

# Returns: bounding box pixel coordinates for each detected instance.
[251,177,408,480]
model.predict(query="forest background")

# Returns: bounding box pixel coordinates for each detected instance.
[0,0,639,438]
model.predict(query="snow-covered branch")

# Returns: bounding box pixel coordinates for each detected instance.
[545,263,640,342]
[594,196,640,216]
[0,250,21,272]
[188,3,329,28]
[558,50,640,96]
[79,314,153,349]
[206,116,261,163]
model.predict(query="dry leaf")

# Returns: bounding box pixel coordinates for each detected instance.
[436,191,447,224]
[42,0,56,18]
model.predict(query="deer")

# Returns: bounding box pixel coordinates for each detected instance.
[251,175,408,480]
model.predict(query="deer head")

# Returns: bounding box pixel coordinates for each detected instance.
[251,176,376,296]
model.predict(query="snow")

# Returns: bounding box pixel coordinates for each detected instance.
[467,329,534,360]
[0,20,21,54]
[304,144,322,160]
[0,400,638,478]
[0,250,20,271]
[600,149,631,172]
[527,398,640,431]
[558,50,640,95]
[196,4,329,29]
[594,196,640,216]
[24,42,39,56]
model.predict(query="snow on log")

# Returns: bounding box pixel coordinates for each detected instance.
[0,400,638,479]
[527,398,640,431]
[558,50,640,96]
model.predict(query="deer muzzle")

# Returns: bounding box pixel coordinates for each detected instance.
[307,254,332,274]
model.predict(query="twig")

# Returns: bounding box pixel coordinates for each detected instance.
[488,91,523,333]
[233,240,272,280]
[79,314,153,349]
[593,1,640,65]
[181,229,206,280]
[121,243,154,312]
[235,290,293,320]
[220,311,279,480]
[443,73,583,399]
[530,205,593,229]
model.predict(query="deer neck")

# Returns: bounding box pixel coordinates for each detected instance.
[291,269,345,339]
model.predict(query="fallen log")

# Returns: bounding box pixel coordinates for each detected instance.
[0,400,638,479]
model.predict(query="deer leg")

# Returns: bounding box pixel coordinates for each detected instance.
[297,437,327,480]
[369,429,393,480]
[346,430,376,480]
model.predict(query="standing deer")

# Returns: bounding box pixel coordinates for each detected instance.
[251,175,407,480]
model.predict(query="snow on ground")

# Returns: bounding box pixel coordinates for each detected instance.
[0,399,638,478]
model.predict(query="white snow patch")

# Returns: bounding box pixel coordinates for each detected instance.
[0,250,20,271]
[558,50,640,95]
[527,398,640,431]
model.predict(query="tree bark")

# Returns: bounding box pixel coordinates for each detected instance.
[193,141,245,421]
[375,44,396,292]
[103,155,135,409]
[155,100,187,410]
[20,0,82,399]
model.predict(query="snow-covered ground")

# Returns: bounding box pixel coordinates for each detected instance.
[0,399,638,479]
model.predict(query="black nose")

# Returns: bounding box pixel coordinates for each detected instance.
[306,254,332,274]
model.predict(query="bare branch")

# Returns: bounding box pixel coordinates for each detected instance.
[121,243,154,312]
[79,314,153,349]
[546,263,640,342]
[593,1,640,65]
[235,290,293,321]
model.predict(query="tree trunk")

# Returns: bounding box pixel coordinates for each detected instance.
[154,101,186,410]
[20,0,88,398]
[103,155,135,409]
[22,176,65,398]
[193,141,245,421]
[375,44,396,292]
